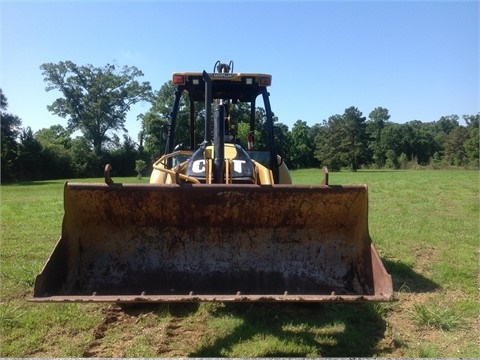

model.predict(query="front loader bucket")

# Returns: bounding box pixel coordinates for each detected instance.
[32,182,393,303]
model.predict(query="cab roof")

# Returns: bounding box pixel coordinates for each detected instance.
[172,72,272,102]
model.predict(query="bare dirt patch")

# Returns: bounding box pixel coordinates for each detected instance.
[383,290,477,357]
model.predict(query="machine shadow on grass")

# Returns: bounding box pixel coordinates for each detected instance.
[190,302,387,357]
[188,261,439,357]
[117,260,438,357]
[383,259,439,293]
[122,301,388,357]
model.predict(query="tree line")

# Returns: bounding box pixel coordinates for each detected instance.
[1,61,478,182]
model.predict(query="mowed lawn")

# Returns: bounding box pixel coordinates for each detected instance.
[1,170,478,357]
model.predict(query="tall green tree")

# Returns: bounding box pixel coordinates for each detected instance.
[106,135,139,176]
[35,125,74,178]
[431,115,459,160]
[380,123,405,168]
[314,114,346,171]
[273,122,292,167]
[444,126,469,166]
[69,136,97,177]
[342,107,369,170]
[15,127,46,180]
[289,120,316,169]
[35,125,72,149]
[463,114,479,167]
[435,115,459,135]
[403,121,440,165]
[0,89,22,181]
[315,107,369,171]
[40,61,152,158]
[367,107,390,168]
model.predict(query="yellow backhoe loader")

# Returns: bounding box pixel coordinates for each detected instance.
[32,61,393,303]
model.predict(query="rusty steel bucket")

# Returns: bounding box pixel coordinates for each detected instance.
[32,182,393,303]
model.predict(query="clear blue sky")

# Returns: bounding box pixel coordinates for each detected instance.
[1,0,478,141]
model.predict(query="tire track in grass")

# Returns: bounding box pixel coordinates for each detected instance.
[83,305,126,357]
[82,303,206,357]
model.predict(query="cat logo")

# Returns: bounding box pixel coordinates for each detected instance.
[191,159,246,173]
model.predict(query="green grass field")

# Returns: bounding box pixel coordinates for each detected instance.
[1,170,479,357]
